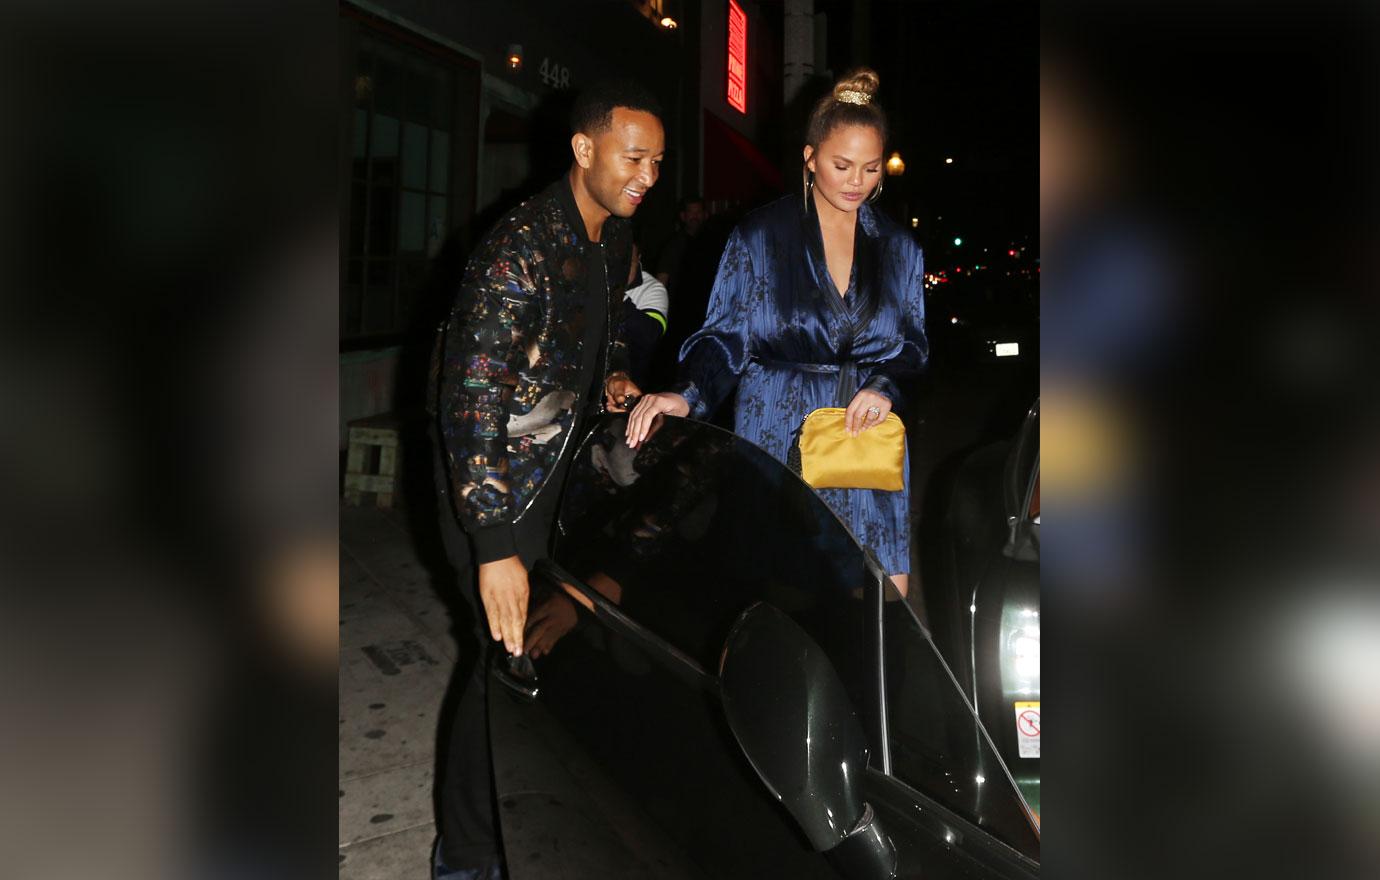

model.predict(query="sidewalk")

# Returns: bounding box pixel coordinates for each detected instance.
[337,496,693,880]
[339,501,458,879]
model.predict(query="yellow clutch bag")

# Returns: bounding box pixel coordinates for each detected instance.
[788,407,905,491]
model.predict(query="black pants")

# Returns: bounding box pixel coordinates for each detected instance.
[431,431,565,869]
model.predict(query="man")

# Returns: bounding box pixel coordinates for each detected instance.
[651,196,719,390]
[620,246,670,386]
[428,79,664,880]
[653,195,706,287]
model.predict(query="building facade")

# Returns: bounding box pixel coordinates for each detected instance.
[338,0,784,443]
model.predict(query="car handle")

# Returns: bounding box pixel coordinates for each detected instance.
[492,651,540,701]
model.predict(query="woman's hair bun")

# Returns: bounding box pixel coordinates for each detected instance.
[805,66,887,147]
[832,68,880,102]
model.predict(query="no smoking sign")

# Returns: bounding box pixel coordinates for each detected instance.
[1014,701,1040,758]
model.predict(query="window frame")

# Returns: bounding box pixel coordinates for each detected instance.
[340,3,480,348]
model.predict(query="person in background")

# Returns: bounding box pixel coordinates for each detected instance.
[621,244,670,388]
[651,197,725,390]
[653,195,706,288]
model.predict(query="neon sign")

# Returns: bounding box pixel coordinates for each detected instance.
[726,0,747,113]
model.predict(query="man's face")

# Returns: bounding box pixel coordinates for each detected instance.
[680,202,706,234]
[578,108,665,218]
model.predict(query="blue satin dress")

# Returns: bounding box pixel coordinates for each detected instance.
[674,195,929,575]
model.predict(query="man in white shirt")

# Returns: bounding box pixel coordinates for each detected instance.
[620,248,670,387]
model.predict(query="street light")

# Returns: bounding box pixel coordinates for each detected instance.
[953,236,963,246]
[944,157,954,165]
[659,16,678,29]
[886,152,906,176]
[506,44,523,71]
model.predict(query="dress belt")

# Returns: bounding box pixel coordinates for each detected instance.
[750,355,878,373]
[750,355,877,406]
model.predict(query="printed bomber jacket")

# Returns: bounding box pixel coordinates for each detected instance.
[430,175,634,563]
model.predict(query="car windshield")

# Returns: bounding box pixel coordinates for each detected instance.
[552,416,1039,859]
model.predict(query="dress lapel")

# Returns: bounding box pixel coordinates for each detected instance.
[801,197,849,323]
[802,199,882,335]
[851,205,881,328]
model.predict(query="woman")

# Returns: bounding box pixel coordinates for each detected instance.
[625,69,928,595]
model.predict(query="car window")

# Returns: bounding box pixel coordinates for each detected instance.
[553,416,1039,860]
[1004,400,1040,525]
[882,578,1041,860]
[553,416,887,749]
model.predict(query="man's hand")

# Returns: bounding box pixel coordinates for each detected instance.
[524,591,579,660]
[604,372,643,412]
[625,392,690,448]
[844,389,893,436]
[478,555,530,656]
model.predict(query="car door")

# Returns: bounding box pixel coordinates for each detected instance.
[491,415,1038,878]
[498,417,883,878]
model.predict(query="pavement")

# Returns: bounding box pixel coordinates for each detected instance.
[339,500,458,879]
[338,496,697,880]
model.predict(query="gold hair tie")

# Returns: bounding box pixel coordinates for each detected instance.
[837,89,872,106]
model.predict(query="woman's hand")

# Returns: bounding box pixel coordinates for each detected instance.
[845,389,893,436]
[625,392,690,448]
[604,372,642,412]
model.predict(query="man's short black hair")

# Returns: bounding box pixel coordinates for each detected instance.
[570,78,664,135]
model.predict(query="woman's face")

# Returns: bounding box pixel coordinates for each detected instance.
[805,124,885,215]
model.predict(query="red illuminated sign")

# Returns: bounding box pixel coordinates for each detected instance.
[726,0,747,113]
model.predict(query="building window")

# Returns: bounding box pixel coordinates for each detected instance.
[344,30,459,343]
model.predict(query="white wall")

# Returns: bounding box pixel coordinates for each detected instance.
[339,347,401,448]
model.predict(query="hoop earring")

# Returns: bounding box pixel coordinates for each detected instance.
[868,176,884,203]
[802,167,814,210]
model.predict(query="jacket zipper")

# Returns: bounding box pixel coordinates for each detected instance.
[513,239,608,524]
[598,241,612,386]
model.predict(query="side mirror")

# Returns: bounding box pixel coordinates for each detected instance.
[719,603,897,879]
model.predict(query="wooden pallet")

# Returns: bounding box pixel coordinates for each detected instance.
[344,412,400,508]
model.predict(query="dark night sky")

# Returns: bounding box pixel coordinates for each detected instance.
[815,0,1038,258]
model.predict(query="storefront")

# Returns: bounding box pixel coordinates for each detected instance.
[698,0,785,210]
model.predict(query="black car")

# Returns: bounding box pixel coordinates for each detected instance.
[490,415,1040,879]
[923,400,1040,817]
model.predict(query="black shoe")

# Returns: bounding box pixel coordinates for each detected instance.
[432,836,505,880]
